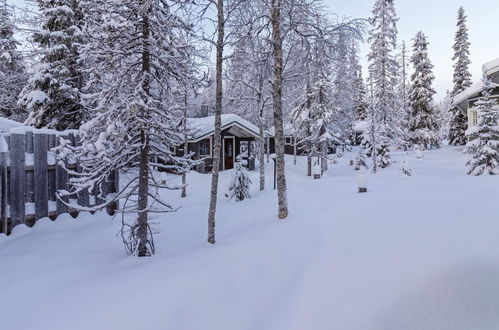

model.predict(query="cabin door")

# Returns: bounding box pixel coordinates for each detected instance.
[223,137,235,170]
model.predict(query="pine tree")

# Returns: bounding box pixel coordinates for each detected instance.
[466,70,499,176]
[449,6,472,146]
[408,31,439,149]
[0,1,27,121]
[60,0,193,256]
[18,0,84,130]
[368,0,399,167]
[226,156,252,201]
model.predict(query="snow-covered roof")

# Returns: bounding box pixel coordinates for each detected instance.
[453,81,485,106]
[453,58,499,106]
[0,117,24,133]
[484,58,499,75]
[187,114,260,141]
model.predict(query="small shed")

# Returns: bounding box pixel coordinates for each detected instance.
[182,114,260,173]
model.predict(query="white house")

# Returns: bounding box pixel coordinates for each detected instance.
[453,58,499,131]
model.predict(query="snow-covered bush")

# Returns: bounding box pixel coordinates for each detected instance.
[414,145,424,159]
[226,156,252,202]
[354,148,368,171]
[400,160,412,176]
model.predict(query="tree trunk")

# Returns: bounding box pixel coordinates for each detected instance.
[321,141,327,174]
[137,10,151,257]
[181,90,188,198]
[293,137,297,165]
[259,125,265,191]
[137,130,150,257]
[207,0,224,244]
[271,0,288,220]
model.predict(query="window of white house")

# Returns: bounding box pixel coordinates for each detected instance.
[199,139,211,156]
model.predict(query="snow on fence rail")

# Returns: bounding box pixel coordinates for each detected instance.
[0,130,119,235]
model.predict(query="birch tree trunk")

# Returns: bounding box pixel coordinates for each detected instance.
[207,0,224,244]
[271,0,288,219]
[137,12,151,257]
[181,91,188,198]
[259,125,265,191]
[293,136,297,165]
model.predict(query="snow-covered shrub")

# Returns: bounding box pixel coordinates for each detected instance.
[414,145,424,159]
[226,156,252,202]
[400,160,412,176]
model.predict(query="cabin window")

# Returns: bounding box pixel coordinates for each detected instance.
[199,139,211,156]
[285,137,293,145]
[471,111,478,126]
[169,146,176,154]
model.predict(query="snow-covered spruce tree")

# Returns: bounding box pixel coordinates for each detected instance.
[396,41,411,149]
[332,31,356,146]
[18,0,84,130]
[60,0,193,257]
[448,6,472,146]
[408,31,439,149]
[354,67,368,121]
[367,0,399,167]
[293,78,337,174]
[226,156,252,202]
[0,1,27,121]
[466,70,499,176]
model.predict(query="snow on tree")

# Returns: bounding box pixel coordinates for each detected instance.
[448,6,472,146]
[226,156,252,202]
[362,77,390,172]
[395,41,411,149]
[353,66,368,121]
[354,147,368,171]
[293,78,338,174]
[367,0,399,167]
[18,0,84,130]
[225,6,273,192]
[0,1,27,121]
[408,31,439,149]
[331,31,357,145]
[59,0,194,256]
[466,70,499,176]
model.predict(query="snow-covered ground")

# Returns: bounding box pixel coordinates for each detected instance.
[1,146,499,330]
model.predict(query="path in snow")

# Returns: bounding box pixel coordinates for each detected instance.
[1,146,498,330]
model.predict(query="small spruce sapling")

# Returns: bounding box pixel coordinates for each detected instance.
[226,155,252,202]
[354,147,368,171]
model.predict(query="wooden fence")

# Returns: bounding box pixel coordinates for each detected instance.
[0,130,119,235]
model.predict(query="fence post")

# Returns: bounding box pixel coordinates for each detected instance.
[34,133,49,221]
[55,135,69,216]
[10,133,26,228]
[25,131,35,226]
[47,134,56,219]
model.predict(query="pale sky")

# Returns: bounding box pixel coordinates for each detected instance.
[10,0,499,99]
[325,0,499,99]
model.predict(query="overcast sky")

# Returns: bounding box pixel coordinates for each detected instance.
[326,0,499,98]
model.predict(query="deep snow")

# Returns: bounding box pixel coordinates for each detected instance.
[1,146,499,330]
